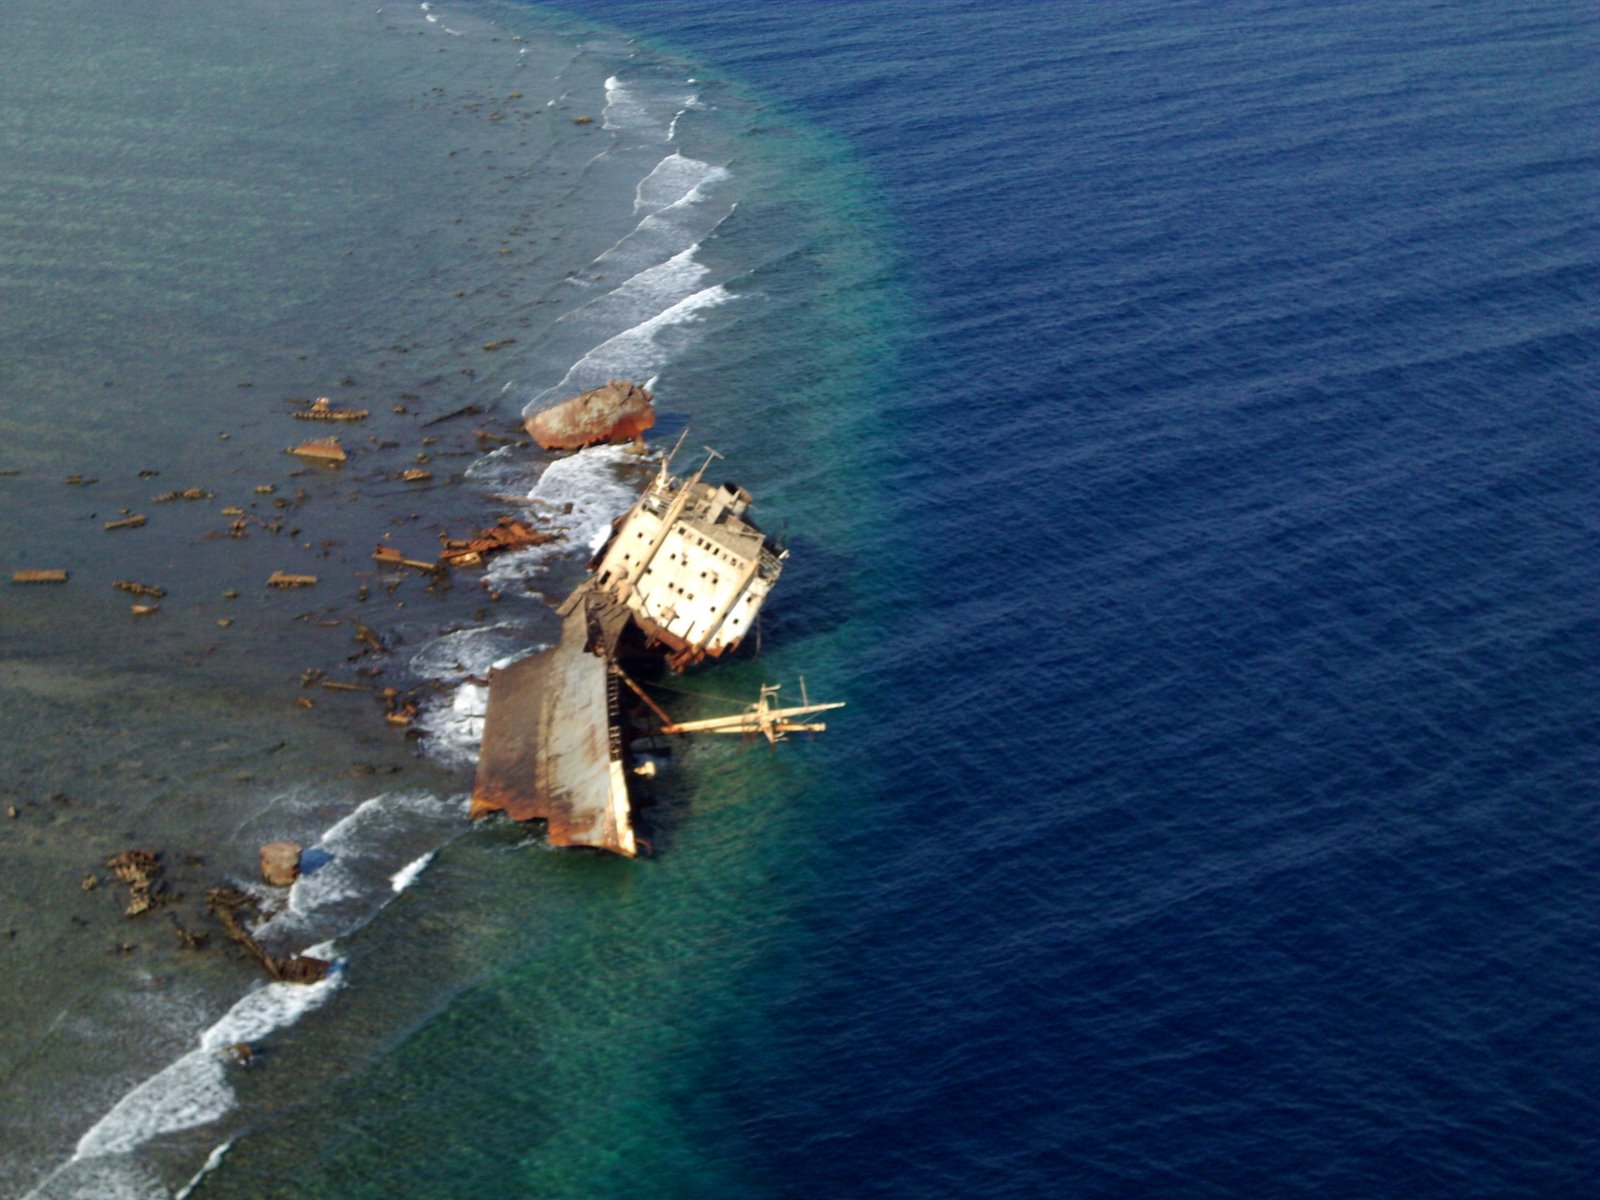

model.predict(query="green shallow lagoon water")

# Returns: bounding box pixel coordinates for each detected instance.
[2,2,902,1196]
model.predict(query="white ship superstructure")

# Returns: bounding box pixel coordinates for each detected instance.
[581,447,785,669]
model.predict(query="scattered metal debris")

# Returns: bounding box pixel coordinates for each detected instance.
[287,438,346,465]
[372,545,442,573]
[438,516,561,566]
[294,396,368,422]
[105,850,170,918]
[206,886,329,984]
[12,569,67,584]
[113,580,166,599]
[104,514,147,531]
[267,571,318,588]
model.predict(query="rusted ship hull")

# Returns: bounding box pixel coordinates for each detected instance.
[470,441,816,857]
[471,606,637,856]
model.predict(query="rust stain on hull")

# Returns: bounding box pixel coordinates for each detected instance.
[471,608,636,856]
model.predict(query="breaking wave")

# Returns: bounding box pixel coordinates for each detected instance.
[24,950,343,1199]
[27,782,469,1197]
[77,953,341,1159]
[536,281,732,407]
[391,851,435,894]
[635,150,727,216]
[254,790,465,940]
[604,75,699,143]
[173,1140,233,1200]
[410,624,543,768]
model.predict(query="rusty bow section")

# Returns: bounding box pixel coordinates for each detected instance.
[471,607,636,856]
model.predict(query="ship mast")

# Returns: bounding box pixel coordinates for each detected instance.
[612,665,844,745]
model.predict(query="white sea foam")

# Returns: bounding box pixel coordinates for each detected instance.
[174,1140,233,1200]
[22,1158,167,1200]
[634,151,728,216]
[410,622,531,680]
[256,792,461,939]
[535,282,732,408]
[590,159,730,289]
[32,781,472,1194]
[602,75,646,135]
[413,678,490,769]
[603,74,699,144]
[493,443,640,573]
[391,850,435,893]
[409,624,544,766]
[66,945,342,1162]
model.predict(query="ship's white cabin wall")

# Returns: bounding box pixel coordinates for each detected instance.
[635,524,757,649]
[592,478,770,655]
[710,572,769,652]
[594,508,665,599]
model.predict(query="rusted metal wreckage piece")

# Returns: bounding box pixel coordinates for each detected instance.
[472,606,636,855]
[293,397,368,422]
[372,545,443,574]
[105,850,169,918]
[113,580,166,599]
[439,515,563,567]
[368,517,563,576]
[524,378,655,451]
[288,437,346,465]
[267,571,318,589]
[207,887,329,984]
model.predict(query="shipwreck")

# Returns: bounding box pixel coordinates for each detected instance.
[471,438,841,856]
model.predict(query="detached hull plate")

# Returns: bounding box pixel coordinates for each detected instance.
[471,609,636,856]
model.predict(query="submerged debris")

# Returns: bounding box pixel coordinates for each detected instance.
[206,886,329,984]
[105,850,170,918]
[421,402,484,428]
[294,396,368,422]
[113,580,166,599]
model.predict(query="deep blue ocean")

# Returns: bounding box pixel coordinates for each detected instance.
[5,1,1595,1197]
[536,3,1599,1195]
